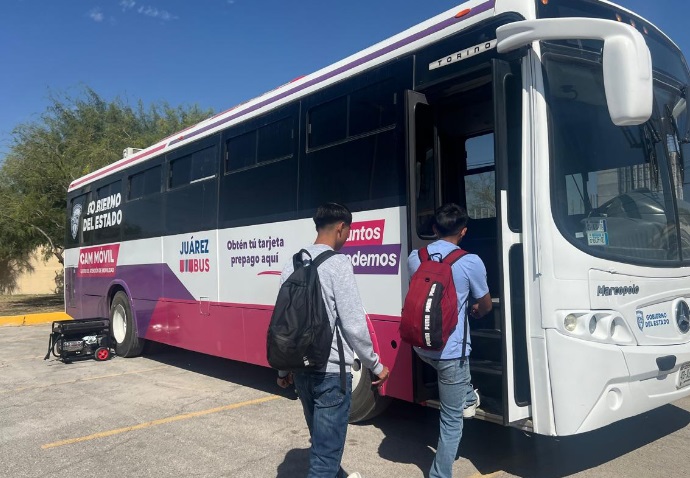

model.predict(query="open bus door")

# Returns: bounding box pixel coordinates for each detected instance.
[405,58,531,428]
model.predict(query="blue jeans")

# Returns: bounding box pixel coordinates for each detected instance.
[418,355,472,478]
[293,371,352,478]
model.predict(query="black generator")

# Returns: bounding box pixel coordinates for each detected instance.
[44,318,112,363]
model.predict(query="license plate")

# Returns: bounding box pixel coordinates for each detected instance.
[678,362,690,389]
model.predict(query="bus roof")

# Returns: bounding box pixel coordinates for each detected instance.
[67,0,678,193]
[68,0,499,192]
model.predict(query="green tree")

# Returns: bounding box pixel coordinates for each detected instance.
[0,87,213,293]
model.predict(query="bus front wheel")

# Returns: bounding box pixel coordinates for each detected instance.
[110,291,144,358]
[349,358,390,423]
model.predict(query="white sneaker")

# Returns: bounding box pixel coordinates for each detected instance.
[347,473,363,478]
[463,389,480,418]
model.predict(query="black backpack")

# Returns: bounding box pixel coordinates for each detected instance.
[266,249,345,376]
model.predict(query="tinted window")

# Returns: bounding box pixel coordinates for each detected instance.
[257,117,293,164]
[94,180,122,243]
[170,145,217,189]
[128,165,161,200]
[308,96,347,149]
[170,155,192,189]
[66,192,89,246]
[349,80,396,136]
[300,129,403,212]
[220,107,298,226]
[227,131,256,172]
[191,145,217,182]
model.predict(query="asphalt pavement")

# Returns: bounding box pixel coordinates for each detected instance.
[1,323,689,478]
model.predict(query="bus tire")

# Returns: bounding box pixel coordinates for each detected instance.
[349,358,391,423]
[110,291,144,358]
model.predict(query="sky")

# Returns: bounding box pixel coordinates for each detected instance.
[1,0,688,158]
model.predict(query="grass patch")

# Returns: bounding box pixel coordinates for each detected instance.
[0,294,64,316]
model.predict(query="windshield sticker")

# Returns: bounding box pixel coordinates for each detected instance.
[429,39,497,71]
[585,219,608,246]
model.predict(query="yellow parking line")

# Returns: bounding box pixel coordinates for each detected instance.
[1,365,168,394]
[42,395,281,449]
[466,472,503,478]
[0,312,71,327]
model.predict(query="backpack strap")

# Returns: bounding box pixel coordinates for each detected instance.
[418,247,431,262]
[293,249,338,269]
[443,248,470,357]
[293,249,311,269]
[442,248,468,266]
[461,305,470,358]
[335,324,346,393]
[311,250,338,268]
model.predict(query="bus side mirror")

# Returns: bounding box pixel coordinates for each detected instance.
[496,18,653,127]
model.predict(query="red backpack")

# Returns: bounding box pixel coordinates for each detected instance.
[400,247,468,350]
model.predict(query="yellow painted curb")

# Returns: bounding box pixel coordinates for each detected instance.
[0,312,72,327]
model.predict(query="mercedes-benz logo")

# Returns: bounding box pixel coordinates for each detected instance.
[676,301,690,334]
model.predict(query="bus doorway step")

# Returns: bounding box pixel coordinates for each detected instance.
[425,399,504,425]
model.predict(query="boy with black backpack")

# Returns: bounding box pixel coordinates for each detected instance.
[271,202,390,478]
[406,203,492,478]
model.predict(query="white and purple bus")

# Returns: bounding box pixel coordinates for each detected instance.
[65,0,690,435]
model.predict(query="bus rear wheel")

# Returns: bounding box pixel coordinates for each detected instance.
[349,358,390,423]
[110,291,144,358]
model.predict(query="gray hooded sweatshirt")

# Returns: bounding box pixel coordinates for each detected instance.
[279,244,384,376]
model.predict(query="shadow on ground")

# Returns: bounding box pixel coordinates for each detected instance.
[370,398,690,478]
[142,344,690,478]
[143,342,298,400]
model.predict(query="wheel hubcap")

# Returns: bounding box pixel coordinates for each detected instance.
[112,304,127,344]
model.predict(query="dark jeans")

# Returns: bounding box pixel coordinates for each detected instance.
[293,371,352,478]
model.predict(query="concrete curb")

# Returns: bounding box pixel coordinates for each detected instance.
[0,312,72,327]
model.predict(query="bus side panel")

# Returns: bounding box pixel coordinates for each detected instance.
[146,300,248,362]
[243,307,272,367]
[370,317,413,402]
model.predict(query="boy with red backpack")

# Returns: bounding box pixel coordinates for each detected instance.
[406,203,492,478]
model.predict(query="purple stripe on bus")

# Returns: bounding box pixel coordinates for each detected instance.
[70,263,195,334]
[167,0,496,148]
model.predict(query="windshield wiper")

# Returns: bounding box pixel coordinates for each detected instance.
[641,120,662,188]
[669,86,689,144]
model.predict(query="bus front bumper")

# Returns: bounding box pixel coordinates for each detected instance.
[545,329,690,435]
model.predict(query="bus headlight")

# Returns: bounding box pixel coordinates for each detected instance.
[675,300,690,334]
[589,316,597,335]
[564,314,578,332]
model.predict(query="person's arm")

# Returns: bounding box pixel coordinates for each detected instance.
[330,257,385,377]
[464,255,492,318]
[470,293,492,318]
[407,249,421,280]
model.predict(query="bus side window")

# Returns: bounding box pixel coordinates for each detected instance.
[94,180,122,244]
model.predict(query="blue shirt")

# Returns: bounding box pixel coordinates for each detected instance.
[407,239,489,360]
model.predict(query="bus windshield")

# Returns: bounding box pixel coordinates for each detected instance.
[543,8,690,265]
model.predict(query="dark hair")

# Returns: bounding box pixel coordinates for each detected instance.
[313,202,352,230]
[434,203,469,237]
